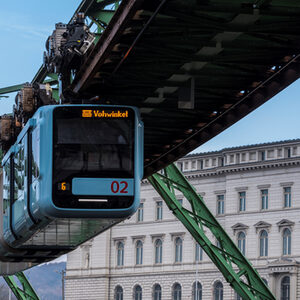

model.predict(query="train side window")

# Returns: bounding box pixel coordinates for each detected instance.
[31,128,40,180]
[3,160,10,213]
[13,140,25,222]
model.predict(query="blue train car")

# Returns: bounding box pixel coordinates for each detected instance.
[0,104,143,264]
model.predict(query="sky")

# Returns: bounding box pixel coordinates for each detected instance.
[1,0,300,154]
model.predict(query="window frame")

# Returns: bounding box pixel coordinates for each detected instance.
[136,240,143,265]
[174,237,183,263]
[283,187,291,208]
[156,201,163,221]
[217,194,225,215]
[282,228,291,256]
[261,189,268,210]
[154,239,163,264]
[116,241,124,267]
[259,230,268,257]
[237,231,246,255]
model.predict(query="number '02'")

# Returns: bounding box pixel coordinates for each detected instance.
[111,181,128,194]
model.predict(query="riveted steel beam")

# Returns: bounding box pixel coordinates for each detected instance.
[148,163,276,300]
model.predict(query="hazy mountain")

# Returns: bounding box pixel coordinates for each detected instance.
[0,262,66,300]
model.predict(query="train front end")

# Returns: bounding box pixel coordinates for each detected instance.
[38,105,143,219]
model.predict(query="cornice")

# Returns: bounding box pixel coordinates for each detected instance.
[184,158,300,179]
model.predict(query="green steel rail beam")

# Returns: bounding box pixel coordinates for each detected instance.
[3,272,40,300]
[148,163,276,300]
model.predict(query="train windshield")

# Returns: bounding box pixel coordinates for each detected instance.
[53,107,134,178]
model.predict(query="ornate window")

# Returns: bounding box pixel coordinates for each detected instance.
[195,243,203,262]
[281,276,290,300]
[283,228,291,255]
[115,285,123,300]
[134,285,142,300]
[213,281,223,300]
[153,284,162,300]
[192,281,202,300]
[175,237,183,263]
[172,283,181,300]
[237,232,246,255]
[155,239,163,264]
[259,230,268,257]
[137,203,144,222]
[117,241,124,266]
[136,240,143,265]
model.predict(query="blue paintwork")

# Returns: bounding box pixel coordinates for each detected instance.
[1,104,144,249]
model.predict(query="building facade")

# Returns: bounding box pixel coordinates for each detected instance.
[65,139,300,299]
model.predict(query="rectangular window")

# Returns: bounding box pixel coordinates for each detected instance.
[284,187,291,208]
[261,189,268,210]
[191,160,196,169]
[184,161,189,170]
[137,203,144,222]
[198,160,203,170]
[195,243,203,262]
[156,201,163,220]
[217,195,224,215]
[260,151,265,161]
[239,191,246,212]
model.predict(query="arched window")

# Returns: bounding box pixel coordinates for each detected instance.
[173,283,181,300]
[259,230,268,257]
[134,285,142,300]
[115,285,123,300]
[237,232,246,255]
[281,276,290,300]
[195,243,203,262]
[175,237,183,262]
[117,241,124,266]
[213,281,223,300]
[192,281,202,300]
[136,240,143,265]
[283,228,291,255]
[153,284,162,300]
[155,239,163,264]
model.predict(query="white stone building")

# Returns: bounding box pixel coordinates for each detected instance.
[65,139,300,300]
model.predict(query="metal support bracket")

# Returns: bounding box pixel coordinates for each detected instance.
[148,163,275,300]
[4,272,40,300]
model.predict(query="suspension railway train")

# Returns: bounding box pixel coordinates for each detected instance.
[0,104,143,274]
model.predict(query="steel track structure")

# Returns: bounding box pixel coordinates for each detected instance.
[1,0,300,298]
[148,163,275,300]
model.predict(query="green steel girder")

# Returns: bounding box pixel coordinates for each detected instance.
[148,163,275,300]
[0,83,27,95]
[4,272,40,300]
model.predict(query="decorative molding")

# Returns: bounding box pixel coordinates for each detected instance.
[150,234,166,242]
[254,221,272,233]
[231,223,249,235]
[280,182,294,187]
[131,235,146,243]
[214,190,226,195]
[277,219,295,232]
[170,232,186,241]
[235,186,248,192]
[112,237,127,246]
[257,184,271,189]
